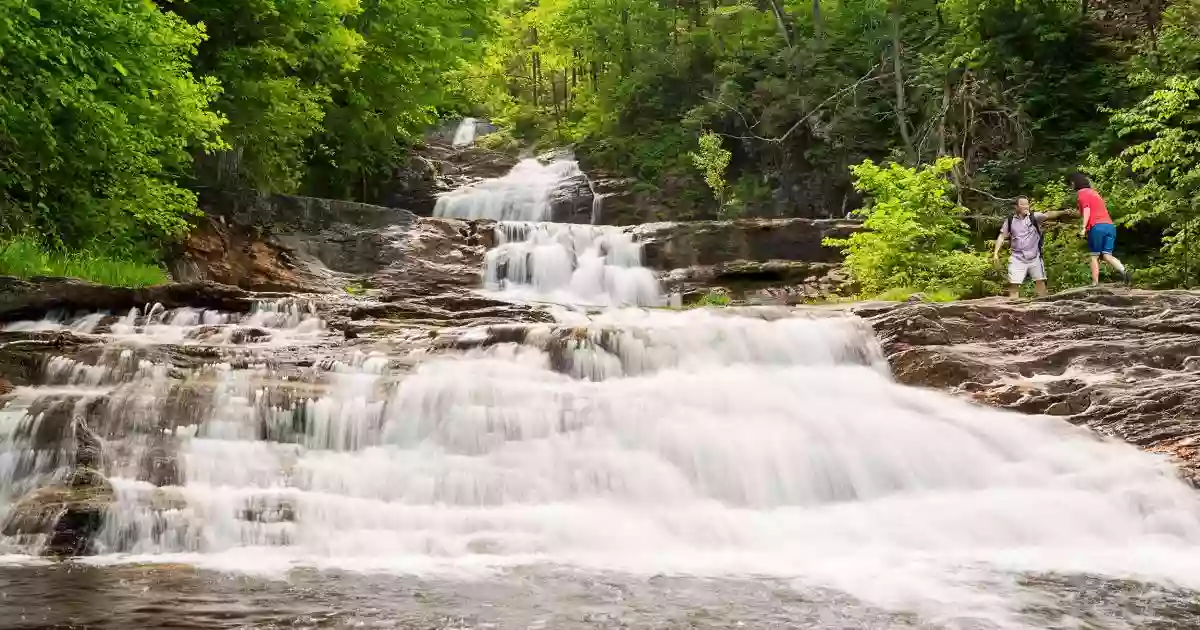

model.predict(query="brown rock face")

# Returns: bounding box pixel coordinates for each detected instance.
[631,218,859,270]
[171,191,425,292]
[858,288,1200,483]
[172,216,333,293]
[661,260,854,304]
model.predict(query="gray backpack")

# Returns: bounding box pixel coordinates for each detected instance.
[1007,213,1043,254]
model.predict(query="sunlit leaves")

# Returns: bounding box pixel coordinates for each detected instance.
[824,157,992,297]
[0,0,224,256]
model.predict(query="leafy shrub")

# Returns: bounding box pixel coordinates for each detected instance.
[478,128,520,153]
[689,132,733,213]
[825,157,995,299]
[1090,75,1200,287]
[1036,224,1094,293]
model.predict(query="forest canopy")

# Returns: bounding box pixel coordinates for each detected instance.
[461,0,1198,288]
[2,0,1198,290]
[0,0,493,260]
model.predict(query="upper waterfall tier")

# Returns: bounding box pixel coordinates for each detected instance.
[483,222,663,308]
[451,117,478,147]
[433,157,590,223]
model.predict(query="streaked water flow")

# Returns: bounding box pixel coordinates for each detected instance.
[433,158,583,223]
[483,222,662,307]
[4,302,1200,627]
[452,117,478,147]
[432,151,664,307]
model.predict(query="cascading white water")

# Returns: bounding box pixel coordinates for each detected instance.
[591,191,604,224]
[483,222,663,307]
[452,117,478,147]
[431,152,664,307]
[6,303,1200,628]
[433,158,583,222]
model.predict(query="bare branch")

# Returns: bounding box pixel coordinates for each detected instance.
[728,64,887,144]
[963,186,1016,203]
[701,95,758,132]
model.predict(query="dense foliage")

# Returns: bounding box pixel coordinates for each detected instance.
[6,0,1200,292]
[0,0,492,269]
[468,0,1198,289]
[824,158,993,298]
[0,0,223,256]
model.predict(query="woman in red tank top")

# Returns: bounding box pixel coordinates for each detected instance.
[1068,173,1131,286]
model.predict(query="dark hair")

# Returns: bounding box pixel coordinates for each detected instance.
[1067,172,1091,190]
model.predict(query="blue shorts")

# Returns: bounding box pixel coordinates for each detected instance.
[1086,223,1116,255]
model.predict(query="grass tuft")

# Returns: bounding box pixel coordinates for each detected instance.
[875,286,960,302]
[0,236,169,288]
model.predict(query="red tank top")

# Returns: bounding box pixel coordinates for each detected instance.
[1078,188,1112,229]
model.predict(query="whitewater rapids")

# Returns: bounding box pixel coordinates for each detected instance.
[4,304,1200,628]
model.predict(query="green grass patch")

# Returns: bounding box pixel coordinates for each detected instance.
[344,280,371,296]
[875,286,960,302]
[693,290,732,307]
[0,236,169,288]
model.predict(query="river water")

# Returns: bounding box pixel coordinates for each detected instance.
[4,304,1200,629]
[4,155,1200,628]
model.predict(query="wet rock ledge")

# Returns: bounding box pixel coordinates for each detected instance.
[0,277,269,322]
[856,288,1200,483]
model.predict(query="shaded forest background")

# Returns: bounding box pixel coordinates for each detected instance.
[1,0,1199,290]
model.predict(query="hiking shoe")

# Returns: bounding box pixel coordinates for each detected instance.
[1123,268,1133,285]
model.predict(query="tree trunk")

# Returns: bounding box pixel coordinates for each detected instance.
[812,0,823,38]
[622,8,632,71]
[530,28,540,107]
[937,78,950,157]
[889,0,915,162]
[673,0,680,46]
[766,0,794,49]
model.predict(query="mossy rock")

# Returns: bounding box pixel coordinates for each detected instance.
[2,467,115,556]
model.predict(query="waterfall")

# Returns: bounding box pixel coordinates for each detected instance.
[433,158,583,222]
[483,222,662,307]
[432,152,662,307]
[591,192,604,224]
[5,303,1200,625]
[451,117,477,147]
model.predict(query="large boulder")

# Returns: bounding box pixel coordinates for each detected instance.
[547,169,596,224]
[183,191,420,286]
[379,141,519,214]
[170,215,338,292]
[858,288,1200,483]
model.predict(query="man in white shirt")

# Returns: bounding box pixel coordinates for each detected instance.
[992,197,1069,298]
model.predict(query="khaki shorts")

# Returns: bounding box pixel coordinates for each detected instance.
[1008,256,1046,284]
